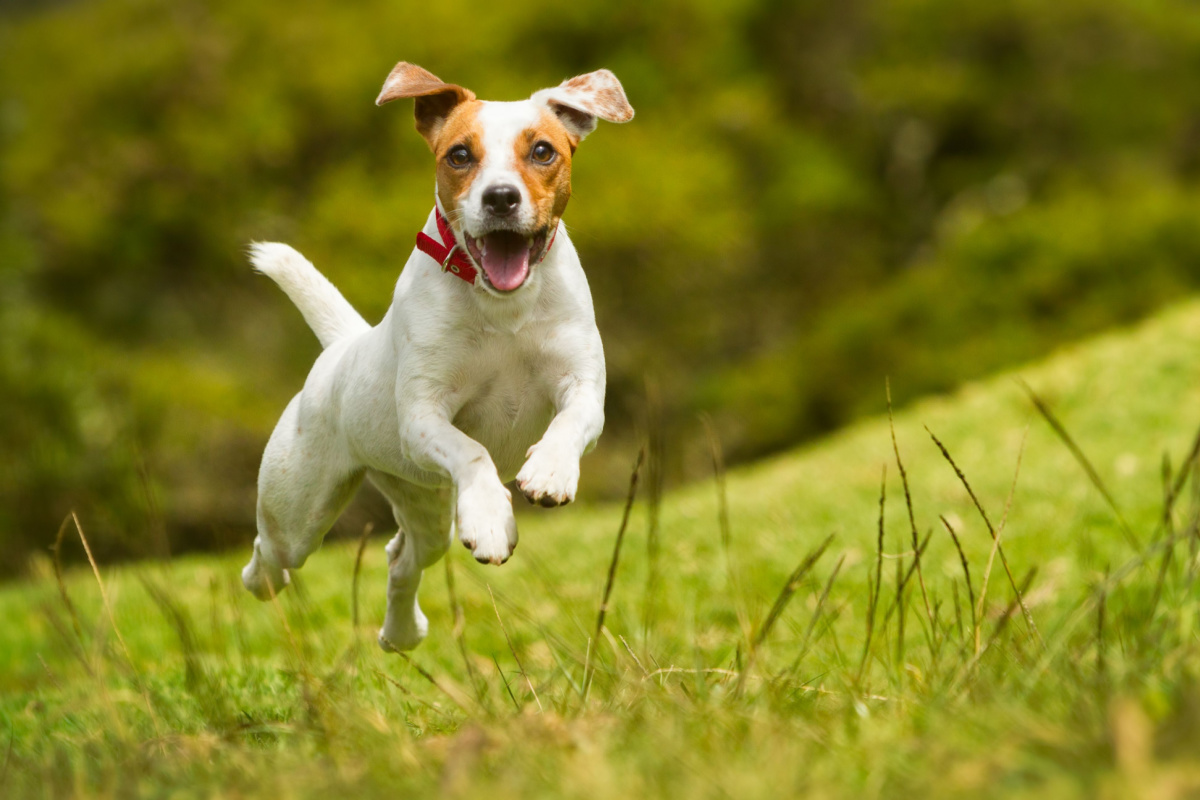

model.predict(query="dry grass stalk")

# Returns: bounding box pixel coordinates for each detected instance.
[70,512,163,739]
[977,425,1028,629]
[950,568,1038,693]
[618,634,650,677]
[48,515,94,677]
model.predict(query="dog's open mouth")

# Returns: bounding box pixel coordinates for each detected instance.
[464,229,549,293]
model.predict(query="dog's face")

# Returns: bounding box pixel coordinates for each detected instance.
[377,64,634,295]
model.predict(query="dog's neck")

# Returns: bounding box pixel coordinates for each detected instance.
[420,205,554,333]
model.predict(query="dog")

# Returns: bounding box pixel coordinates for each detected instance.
[240,62,633,653]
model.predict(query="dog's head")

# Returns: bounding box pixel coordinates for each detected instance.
[377,63,634,295]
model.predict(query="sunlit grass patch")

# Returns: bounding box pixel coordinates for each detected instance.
[4,302,1200,798]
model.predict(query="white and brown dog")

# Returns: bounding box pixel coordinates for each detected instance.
[240,62,633,652]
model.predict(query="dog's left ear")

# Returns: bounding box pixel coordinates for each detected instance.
[376,62,476,147]
[531,69,634,144]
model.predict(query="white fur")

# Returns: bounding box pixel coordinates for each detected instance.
[242,96,608,655]
[247,242,370,348]
[455,102,545,239]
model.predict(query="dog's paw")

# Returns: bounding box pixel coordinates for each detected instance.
[456,479,518,565]
[241,556,290,601]
[517,440,579,508]
[378,608,429,653]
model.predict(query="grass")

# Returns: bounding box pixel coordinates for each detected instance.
[5,299,1200,798]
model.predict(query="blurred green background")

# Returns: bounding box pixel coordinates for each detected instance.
[3,0,1200,573]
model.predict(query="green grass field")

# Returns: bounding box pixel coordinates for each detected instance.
[4,300,1200,798]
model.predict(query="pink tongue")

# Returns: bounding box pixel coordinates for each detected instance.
[481,232,531,292]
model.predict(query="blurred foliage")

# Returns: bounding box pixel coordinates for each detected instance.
[4,0,1200,570]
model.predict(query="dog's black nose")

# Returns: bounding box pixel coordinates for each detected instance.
[482,184,521,216]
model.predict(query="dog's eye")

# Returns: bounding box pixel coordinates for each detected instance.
[446,146,473,168]
[531,142,556,164]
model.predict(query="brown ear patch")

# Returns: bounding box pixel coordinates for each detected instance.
[530,69,634,142]
[376,62,477,146]
[559,71,635,123]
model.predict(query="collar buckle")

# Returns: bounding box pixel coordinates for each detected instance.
[414,208,480,286]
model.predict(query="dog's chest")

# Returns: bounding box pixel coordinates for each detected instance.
[449,331,558,479]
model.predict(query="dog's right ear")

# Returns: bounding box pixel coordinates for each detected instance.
[376,62,475,148]
[531,69,634,145]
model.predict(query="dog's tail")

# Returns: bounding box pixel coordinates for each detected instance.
[249,242,370,348]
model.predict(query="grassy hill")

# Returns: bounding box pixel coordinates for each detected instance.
[3,299,1200,797]
[12,0,1200,568]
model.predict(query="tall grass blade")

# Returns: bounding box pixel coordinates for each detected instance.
[787,554,844,675]
[140,574,234,727]
[396,653,476,714]
[352,522,373,630]
[488,584,542,712]
[925,428,1043,648]
[1164,421,1200,519]
[444,554,486,709]
[737,533,835,694]
[880,530,934,629]
[1096,567,1108,683]
[703,416,751,643]
[940,515,977,654]
[856,465,887,685]
[586,448,645,694]
[1019,380,1140,550]
[492,655,521,712]
[888,380,934,631]
[642,378,665,643]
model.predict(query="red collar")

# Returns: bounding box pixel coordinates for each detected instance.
[415,208,478,285]
[415,208,558,287]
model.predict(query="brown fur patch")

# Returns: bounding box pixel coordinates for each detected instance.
[431,101,486,220]
[512,110,576,230]
[431,105,576,232]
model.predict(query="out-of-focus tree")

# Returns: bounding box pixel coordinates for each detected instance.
[3,0,1200,571]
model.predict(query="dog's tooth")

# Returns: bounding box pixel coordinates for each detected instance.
[476,238,485,253]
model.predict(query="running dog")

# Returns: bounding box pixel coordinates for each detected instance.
[241,62,633,652]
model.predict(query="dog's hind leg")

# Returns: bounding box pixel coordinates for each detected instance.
[368,472,452,652]
[243,394,364,600]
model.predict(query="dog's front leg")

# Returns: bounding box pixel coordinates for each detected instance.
[400,407,518,564]
[517,381,605,507]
